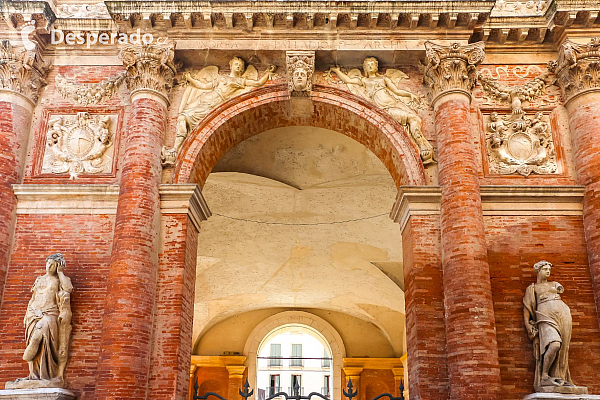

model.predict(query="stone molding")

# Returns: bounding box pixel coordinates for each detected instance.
[423,41,485,105]
[0,40,51,106]
[343,357,404,370]
[391,185,586,231]
[12,184,211,229]
[159,184,212,232]
[549,37,600,105]
[12,184,120,215]
[190,355,247,369]
[0,388,77,400]
[119,43,176,105]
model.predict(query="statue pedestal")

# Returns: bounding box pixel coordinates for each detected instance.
[0,388,77,400]
[524,393,600,400]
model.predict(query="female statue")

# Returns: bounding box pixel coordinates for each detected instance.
[329,57,435,165]
[6,253,73,389]
[523,260,580,392]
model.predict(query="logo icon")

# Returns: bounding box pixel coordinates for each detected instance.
[20,20,36,50]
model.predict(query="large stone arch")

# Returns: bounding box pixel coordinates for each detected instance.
[242,311,347,400]
[172,84,428,187]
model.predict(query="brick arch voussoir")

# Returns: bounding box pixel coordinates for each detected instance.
[173,84,427,187]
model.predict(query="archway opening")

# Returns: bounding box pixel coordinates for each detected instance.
[257,324,333,399]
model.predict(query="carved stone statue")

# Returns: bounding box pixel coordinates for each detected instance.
[523,261,587,395]
[5,253,73,390]
[328,57,435,165]
[161,57,276,166]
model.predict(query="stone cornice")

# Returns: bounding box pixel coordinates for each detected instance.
[549,37,600,105]
[0,40,52,106]
[190,355,247,368]
[12,184,212,231]
[423,41,485,105]
[159,184,211,232]
[343,357,404,370]
[119,42,176,105]
[391,185,586,231]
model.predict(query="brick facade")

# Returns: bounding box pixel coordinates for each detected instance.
[0,19,600,400]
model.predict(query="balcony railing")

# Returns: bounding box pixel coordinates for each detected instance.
[321,387,330,397]
[267,386,282,397]
[290,357,303,367]
[288,387,304,395]
[321,358,331,368]
[268,357,283,367]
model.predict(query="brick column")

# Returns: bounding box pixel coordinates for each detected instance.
[0,40,50,303]
[391,188,447,400]
[423,41,501,400]
[550,37,600,325]
[148,185,210,400]
[96,43,176,400]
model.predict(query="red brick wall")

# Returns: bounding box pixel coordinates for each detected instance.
[149,214,199,400]
[0,213,114,399]
[402,214,449,400]
[361,369,395,400]
[485,215,600,399]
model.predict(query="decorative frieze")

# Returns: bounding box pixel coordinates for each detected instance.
[118,43,177,104]
[423,41,486,104]
[286,51,315,97]
[549,37,600,104]
[326,57,435,165]
[0,40,51,105]
[55,72,126,106]
[478,70,553,115]
[484,111,557,176]
[42,112,117,179]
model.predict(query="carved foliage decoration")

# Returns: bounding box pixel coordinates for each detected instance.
[549,37,600,104]
[0,40,51,104]
[286,51,315,97]
[119,43,176,102]
[485,111,557,176]
[42,112,116,179]
[423,41,485,103]
[55,72,127,106]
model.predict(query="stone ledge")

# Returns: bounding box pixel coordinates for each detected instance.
[524,393,600,400]
[0,388,77,400]
[391,185,586,231]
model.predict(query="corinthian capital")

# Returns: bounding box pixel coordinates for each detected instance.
[119,42,177,105]
[423,41,485,105]
[0,40,52,106]
[549,37,600,105]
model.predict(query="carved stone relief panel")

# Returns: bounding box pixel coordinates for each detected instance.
[41,111,118,179]
[484,111,557,176]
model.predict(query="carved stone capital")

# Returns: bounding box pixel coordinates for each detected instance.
[423,41,485,105]
[0,40,52,106]
[286,51,315,97]
[549,37,600,105]
[119,42,177,105]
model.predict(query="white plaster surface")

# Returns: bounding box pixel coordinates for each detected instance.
[194,127,405,357]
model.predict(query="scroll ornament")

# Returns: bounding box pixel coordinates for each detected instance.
[55,72,126,106]
[43,112,114,179]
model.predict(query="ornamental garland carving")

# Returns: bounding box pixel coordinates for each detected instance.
[477,70,554,115]
[119,43,177,103]
[42,112,116,179]
[286,51,315,97]
[549,37,600,104]
[325,57,435,165]
[161,56,276,166]
[55,72,127,106]
[0,40,51,104]
[423,41,485,103]
[485,111,557,176]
